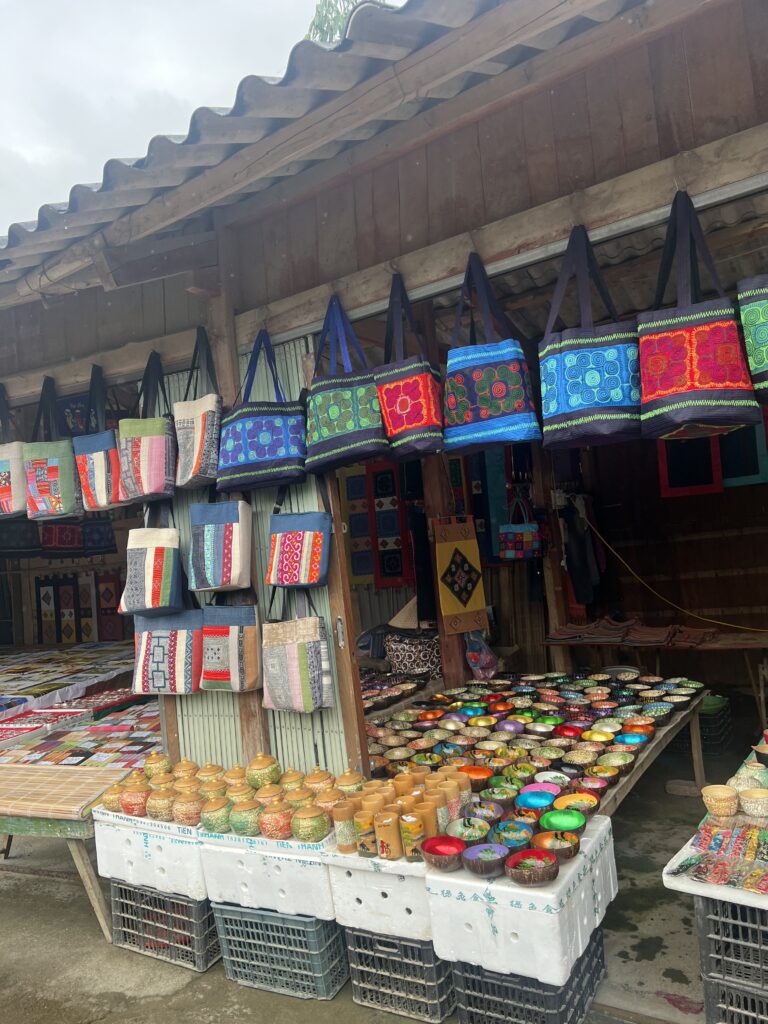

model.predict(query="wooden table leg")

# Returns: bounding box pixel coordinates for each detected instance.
[689,707,707,791]
[66,839,112,943]
[0,834,11,859]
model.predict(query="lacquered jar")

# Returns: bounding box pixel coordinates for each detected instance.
[314,787,346,813]
[201,797,232,833]
[172,758,199,781]
[227,782,256,803]
[197,762,225,784]
[259,799,294,840]
[291,805,331,843]
[174,777,202,796]
[246,753,281,790]
[200,778,228,801]
[336,768,364,795]
[146,785,176,822]
[143,751,173,780]
[305,767,335,794]
[279,768,305,792]
[222,764,247,788]
[149,772,174,791]
[101,783,124,812]
[119,780,151,817]
[230,799,263,836]
[285,785,315,810]
[172,791,204,827]
[255,783,285,807]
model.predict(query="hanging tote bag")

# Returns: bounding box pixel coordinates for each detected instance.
[217,329,306,492]
[22,376,83,520]
[188,498,252,592]
[201,600,261,692]
[737,277,768,404]
[539,226,640,448]
[118,351,177,501]
[118,505,183,616]
[305,294,388,473]
[265,480,332,589]
[133,610,203,695]
[0,384,26,519]
[174,326,223,488]
[72,364,123,511]
[261,590,334,712]
[443,253,540,451]
[498,495,541,561]
[374,274,443,458]
[639,191,760,439]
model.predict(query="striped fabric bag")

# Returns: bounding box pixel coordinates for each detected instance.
[23,377,83,520]
[133,611,203,695]
[174,326,222,488]
[0,384,26,519]
[188,499,252,592]
[261,591,334,712]
[118,513,183,616]
[118,351,177,502]
[73,365,123,510]
[201,603,261,692]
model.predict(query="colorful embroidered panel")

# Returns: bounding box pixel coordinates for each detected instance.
[366,460,414,589]
[375,357,443,458]
[266,530,326,587]
[201,606,261,692]
[433,516,488,635]
[133,612,203,695]
[73,431,122,510]
[217,402,307,490]
[305,374,389,473]
[96,571,125,641]
[188,501,251,592]
[0,442,26,518]
[117,417,176,501]
[174,393,222,488]
[22,441,82,520]
[337,465,373,585]
[78,572,98,643]
[119,529,182,616]
[737,277,768,404]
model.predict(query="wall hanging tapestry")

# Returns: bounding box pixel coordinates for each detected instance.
[639,191,760,439]
[188,499,252,592]
[366,460,414,589]
[35,573,80,644]
[0,520,42,558]
[73,364,123,510]
[539,225,640,448]
[201,603,261,692]
[337,465,373,585]
[77,571,98,643]
[133,611,203,695]
[432,516,488,635]
[174,326,222,489]
[265,482,331,589]
[23,376,83,520]
[217,328,307,492]
[117,350,177,501]
[40,522,83,555]
[0,383,25,519]
[443,252,540,451]
[82,517,117,556]
[35,576,59,645]
[96,571,125,641]
[737,277,768,404]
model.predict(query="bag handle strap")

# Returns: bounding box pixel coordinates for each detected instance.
[84,364,108,434]
[654,191,726,308]
[266,586,320,621]
[313,295,370,377]
[272,475,330,516]
[31,377,61,442]
[452,253,514,347]
[241,329,286,403]
[544,226,619,338]
[0,384,14,444]
[137,351,171,418]
[506,495,533,525]
[383,274,429,364]
[145,499,174,529]
[183,326,220,401]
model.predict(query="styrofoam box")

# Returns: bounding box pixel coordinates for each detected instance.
[426,814,618,985]
[326,850,431,941]
[93,807,205,900]
[199,830,335,919]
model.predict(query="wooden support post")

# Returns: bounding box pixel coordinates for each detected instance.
[66,839,112,943]
[160,696,180,763]
[530,444,571,674]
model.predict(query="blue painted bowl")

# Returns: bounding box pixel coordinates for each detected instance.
[614,733,649,747]
[514,790,556,811]
[490,820,534,850]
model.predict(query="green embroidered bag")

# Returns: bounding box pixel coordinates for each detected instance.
[737,276,768,405]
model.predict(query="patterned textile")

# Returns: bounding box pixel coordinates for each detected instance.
[737,277,768,404]
[77,572,98,643]
[119,528,182,616]
[202,605,261,692]
[337,465,373,585]
[73,430,123,510]
[266,502,331,589]
[384,632,441,676]
[82,518,117,556]
[57,577,78,644]
[306,374,388,473]
[174,393,222,488]
[96,571,125,641]
[376,359,443,458]
[447,456,470,515]
[443,340,541,450]
[117,417,177,502]
[35,578,58,644]
[218,404,306,490]
[0,520,42,558]
[262,613,332,712]
[433,516,488,635]
[498,498,542,561]
[133,611,203,695]
[40,523,83,554]
[365,460,414,589]
[188,501,252,592]
[22,441,83,519]
[0,441,26,518]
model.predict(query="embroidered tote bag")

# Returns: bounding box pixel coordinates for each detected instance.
[23,376,83,520]
[73,364,123,510]
[217,329,306,492]
[443,253,540,451]
[188,498,252,592]
[119,507,182,616]
[737,277,768,404]
[639,191,760,439]
[498,496,541,561]
[265,480,332,589]
[0,383,25,519]
[118,351,177,501]
[174,326,222,488]
[305,294,388,473]
[133,610,203,695]
[201,602,261,692]
[262,591,333,712]
[374,274,443,458]
[539,226,640,448]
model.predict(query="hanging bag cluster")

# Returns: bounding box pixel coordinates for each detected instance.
[73,364,123,510]
[374,274,443,458]
[443,253,540,450]
[174,326,222,489]
[639,191,760,439]
[217,328,306,491]
[265,480,332,589]
[305,294,388,473]
[188,496,252,592]
[539,226,640,448]
[118,350,177,501]
[737,277,768,404]
[0,384,25,518]
[22,377,83,520]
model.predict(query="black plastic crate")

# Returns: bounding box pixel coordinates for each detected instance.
[212,903,348,999]
[696,897,768,990]
[111,880,220,972]
[704,977,768,1024]
[453,928,604,1024]
[345,927,456,1022]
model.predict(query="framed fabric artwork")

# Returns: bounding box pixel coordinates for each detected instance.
[366,460,414,589]
[337,465,373,585]
[657,437,723,498]
[720,414,768,487]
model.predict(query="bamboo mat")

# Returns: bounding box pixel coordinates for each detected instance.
[0,765,129,820]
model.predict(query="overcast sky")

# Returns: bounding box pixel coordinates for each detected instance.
[0,0,327,232]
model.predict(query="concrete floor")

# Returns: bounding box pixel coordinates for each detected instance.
[0,698,756,1024]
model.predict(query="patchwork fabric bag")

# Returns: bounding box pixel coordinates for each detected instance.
[443,253,540,451]
[217,329,306,492]
[23,376,83,520]
[305,294,388,473]
[498,496,541,561]
[539,226,640,448]
[188,498,252,592]
[737,277,768,404]
[133,610,203,695]
[383,631,441,676]
[639,191,760,439]
[0,383,26,519]
[201,602,261,692]
[119,507,182,617]
[262,591,334,713]
[265,481,331,589]
[174,326,222,488]
[374,274,443,458]
[118,351,177,502]
[73,364,123,510]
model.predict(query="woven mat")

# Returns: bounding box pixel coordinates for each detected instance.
[0,765,129,820]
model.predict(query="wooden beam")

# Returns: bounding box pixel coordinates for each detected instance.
[233,119,768,347]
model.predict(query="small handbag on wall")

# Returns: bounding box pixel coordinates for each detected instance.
[737,277,768,404]
[23,376,83,520]
[265,480,332,589]
[188,498,252,592]
[261,590,334,713]
[201,600,261,692]
[132,610,203,695]
[498,495,541,561]
[118,351,177,502]
[0,383,26,519]
[174,326,223,489]
[73,364,124,511]
[118,505,183,617]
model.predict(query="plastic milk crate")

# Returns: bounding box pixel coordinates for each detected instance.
[344,926,456,1023]
[110,880,220,972]
[703,978,768,1024]
[212,904,349,999]
[696,896,768,990]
